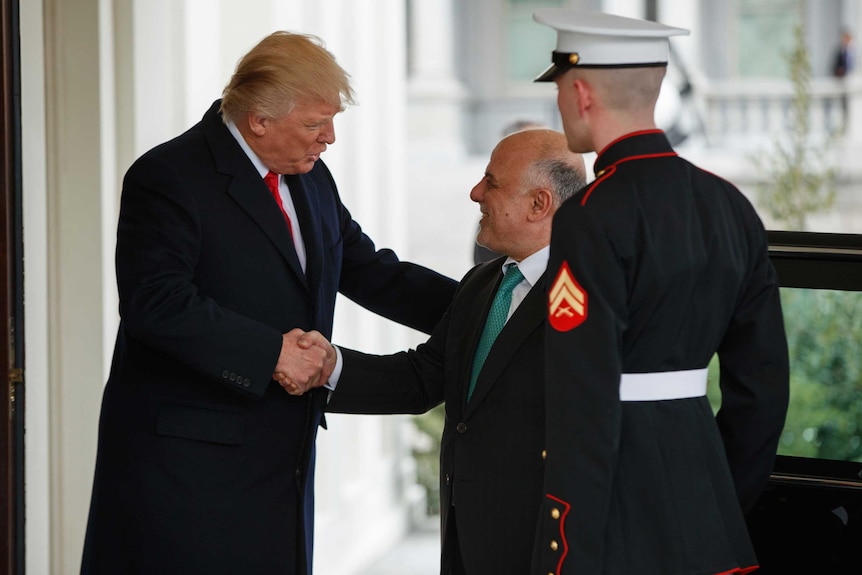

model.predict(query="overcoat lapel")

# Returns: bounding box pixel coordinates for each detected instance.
[201,101,308,289]
[462,272,546,418]
[227,175,307,286]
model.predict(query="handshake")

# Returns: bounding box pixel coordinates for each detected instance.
[272,329,336,396]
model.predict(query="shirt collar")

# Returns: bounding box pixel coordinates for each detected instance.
[503,245,549,287]
[226,120,269,178]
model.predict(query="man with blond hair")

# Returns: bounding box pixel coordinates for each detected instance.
[80,31,455,575]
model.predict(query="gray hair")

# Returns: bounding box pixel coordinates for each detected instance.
[525,158,587,206]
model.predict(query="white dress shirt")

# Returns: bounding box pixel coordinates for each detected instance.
[226,120,307,272]
[502,245,549,321]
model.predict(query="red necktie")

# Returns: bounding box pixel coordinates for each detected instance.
[264,170,294,238]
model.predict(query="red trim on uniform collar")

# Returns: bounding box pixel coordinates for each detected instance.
[581,165,616,205]
[596,129,665,158]
[581,148,677,206]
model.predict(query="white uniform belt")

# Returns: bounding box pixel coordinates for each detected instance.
[619,368,708,402]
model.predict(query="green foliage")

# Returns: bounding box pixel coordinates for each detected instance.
[707,287,862,462]
[411,404,445,515]
[707,354,722,414]
[755,23,837,230]
[777,288,862,462]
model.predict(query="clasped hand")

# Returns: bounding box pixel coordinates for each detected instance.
[272,328,336,396]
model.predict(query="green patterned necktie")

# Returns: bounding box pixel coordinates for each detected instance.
[468,264,524,401]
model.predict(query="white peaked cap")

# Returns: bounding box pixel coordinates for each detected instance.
[533,8,689,82]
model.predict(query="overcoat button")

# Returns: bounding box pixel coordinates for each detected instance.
[456,422,467,433]
[541,450,547,460]
[222,370,229,378]
[229,372,237,382]
[243,378,251,387]
[551,508,561,520]
[550,540,559,551]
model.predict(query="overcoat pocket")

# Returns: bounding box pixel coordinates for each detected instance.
[156,400,245,445]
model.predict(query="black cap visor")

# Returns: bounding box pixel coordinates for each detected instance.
[534,62,564,82]
[534,51,577,82]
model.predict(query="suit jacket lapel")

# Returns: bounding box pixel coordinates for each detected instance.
[463,271,547,418]
[457,269,502,407]
[285,174,321,292]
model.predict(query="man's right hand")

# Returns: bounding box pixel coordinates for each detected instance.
[272,329,336,395]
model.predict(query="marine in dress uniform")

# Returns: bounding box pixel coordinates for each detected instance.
[530,9,790,575]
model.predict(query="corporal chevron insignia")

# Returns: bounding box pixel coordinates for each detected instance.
[549,261,587,331]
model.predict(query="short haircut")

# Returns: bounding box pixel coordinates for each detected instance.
[529,158,587,206]
[578,66,665,112]
[220,31,356,124]
[518,133,587,206]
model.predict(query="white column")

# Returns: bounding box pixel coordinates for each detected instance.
[658,0,698,67]
[183,0,223,124]
[40,0,108,571]
[99,0,119,380]
[130,0,187,153]
[407,0,468,157]
[20,1,50,573]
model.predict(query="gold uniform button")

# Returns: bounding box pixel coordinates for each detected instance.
[541,449,547,460]
[551,508,561,520]
[550,540,559,551]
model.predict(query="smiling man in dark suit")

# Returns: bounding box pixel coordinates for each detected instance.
[80,31,456,575]
[295,128,586,575]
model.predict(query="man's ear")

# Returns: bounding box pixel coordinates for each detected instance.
[573,78,592,116]
[247,112,267,137]
[528,188,554,221]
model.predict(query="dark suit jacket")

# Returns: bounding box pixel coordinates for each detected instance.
[80,100,456,575]
[328,257,546,575]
